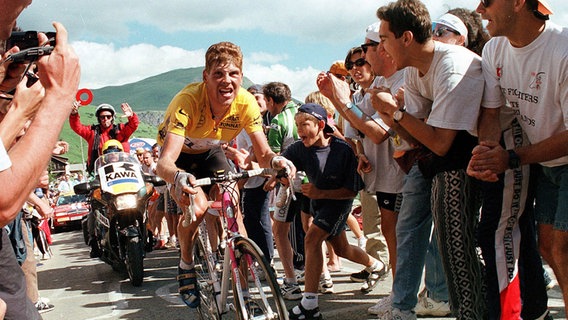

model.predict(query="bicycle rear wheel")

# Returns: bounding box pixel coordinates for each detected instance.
[193,223,221,320]
[232,236,288,320]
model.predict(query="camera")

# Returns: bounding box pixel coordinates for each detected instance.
[4,31,57,63]
[5,31,56,51]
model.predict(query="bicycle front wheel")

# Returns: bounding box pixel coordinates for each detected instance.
[232,236,288,320]
[194,225,221,320]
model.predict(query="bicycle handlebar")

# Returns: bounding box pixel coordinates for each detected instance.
[191,168,276,188]
[183,168,277,226]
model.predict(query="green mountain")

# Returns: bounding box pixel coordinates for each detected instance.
[59,67,255,164]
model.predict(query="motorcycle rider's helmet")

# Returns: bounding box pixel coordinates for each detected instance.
[95,103,115,118]
[102,139,123,154]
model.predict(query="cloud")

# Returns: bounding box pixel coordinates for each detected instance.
[75,41,204,89]
[19,0,568,103]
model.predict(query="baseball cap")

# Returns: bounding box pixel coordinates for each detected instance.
[537,0,553,15]
[433,13,469,46]
[328,61,349,77]
[365,22,381,43]
[298,103,334,134]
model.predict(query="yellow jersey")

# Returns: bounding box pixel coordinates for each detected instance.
[157,82,263,154]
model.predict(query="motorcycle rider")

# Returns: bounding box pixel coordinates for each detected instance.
[69,102,139,175]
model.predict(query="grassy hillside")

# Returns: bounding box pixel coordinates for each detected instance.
[61,67,255,164]
[90,67,254,112]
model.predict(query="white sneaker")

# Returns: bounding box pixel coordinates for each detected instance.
[414,289,451,317]
[368,294,392,316]
[357,236,367,250]
[295,269,305,284]
[318,276,334,294]
[280,282,302,301]
[378,308,416,320]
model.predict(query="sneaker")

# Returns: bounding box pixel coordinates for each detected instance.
[154,238,166,250]
[361,264,388,293]
[164,239,176,249]
[368,294,392,316]
[414,289,451,316]
[35,300,54,314]
[295,269,305,284]
[378,308,416,320]
[350,269,370,283]
[318,277,334,294]
[281,282,302,301]
[544,270,557,291]
[288,304,323,320]
[357,236,367,250]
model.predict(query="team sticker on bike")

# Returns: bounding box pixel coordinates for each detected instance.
[98,162,146,194]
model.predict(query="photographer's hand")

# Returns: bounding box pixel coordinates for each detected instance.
[36,22,80,105]
[0,46,27,93]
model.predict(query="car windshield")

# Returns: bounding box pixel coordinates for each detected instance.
[56,194,87,206]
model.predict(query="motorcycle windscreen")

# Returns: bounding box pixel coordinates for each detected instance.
[98,161,146,195]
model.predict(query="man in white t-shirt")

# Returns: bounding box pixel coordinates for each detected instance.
[370,1,485,319]
[469,0,568,314]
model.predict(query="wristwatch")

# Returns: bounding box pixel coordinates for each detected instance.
[393,109,406,123]
[507,149,521,169]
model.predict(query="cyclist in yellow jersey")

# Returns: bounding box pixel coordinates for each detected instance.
[156,42,295,308]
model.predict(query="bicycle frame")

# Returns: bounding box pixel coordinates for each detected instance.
[188,168,287,320]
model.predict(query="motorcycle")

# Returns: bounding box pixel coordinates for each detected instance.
[74,151,165,286]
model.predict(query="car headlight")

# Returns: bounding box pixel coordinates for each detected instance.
[115,194,138,210]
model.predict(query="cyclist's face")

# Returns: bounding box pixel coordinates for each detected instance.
[203,62,243,108]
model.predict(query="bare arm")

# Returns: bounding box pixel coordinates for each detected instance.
[0,22,80,226]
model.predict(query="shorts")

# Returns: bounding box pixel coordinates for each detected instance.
[272,192,304,223]
[310,199,353,238]
[535,164,568,231]
[167,192,182,215]
[376,191,403,212]
[175,147,235,194]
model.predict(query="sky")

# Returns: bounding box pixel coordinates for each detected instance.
[17,0,568,102]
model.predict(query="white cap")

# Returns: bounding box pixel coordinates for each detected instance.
[434,13,468,46]
[365,22,381,43]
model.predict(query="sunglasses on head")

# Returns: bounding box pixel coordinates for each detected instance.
[345,58,367,70]
[361,40,380,53]
[99,115,113,119]
[433,26,460,38]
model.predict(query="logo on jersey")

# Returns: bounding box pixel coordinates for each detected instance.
[529,71,545,90]
[496,65,503,79]
[218,114,240,130]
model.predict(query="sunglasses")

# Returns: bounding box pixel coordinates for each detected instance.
[433,27,460,38]
[480,0,490,7]
[361,40,380,53]
[99,115,113,119]
[345,58,368,70]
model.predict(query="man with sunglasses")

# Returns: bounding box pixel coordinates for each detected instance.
[469,0,568,316]
[69,102,139,175]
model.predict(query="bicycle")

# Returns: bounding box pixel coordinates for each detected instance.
[184,168,288,320]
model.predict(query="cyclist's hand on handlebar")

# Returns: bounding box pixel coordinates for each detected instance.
[174,171,197,205]
[271,155,296,181]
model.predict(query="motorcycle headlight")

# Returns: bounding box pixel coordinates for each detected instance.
[114,194,138,210]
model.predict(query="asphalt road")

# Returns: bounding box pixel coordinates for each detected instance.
[37,229,566,320]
